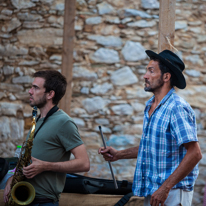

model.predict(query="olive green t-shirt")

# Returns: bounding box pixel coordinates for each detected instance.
[25,109,83,202]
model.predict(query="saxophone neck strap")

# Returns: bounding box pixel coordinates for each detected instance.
[34,105,59,138]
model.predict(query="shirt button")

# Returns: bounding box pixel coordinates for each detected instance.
[144,149,145,152]
[143,162,145,164]
[142,177,144,179]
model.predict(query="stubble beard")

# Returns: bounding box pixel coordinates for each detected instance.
[30,94,47,109]
[144,77,164,92]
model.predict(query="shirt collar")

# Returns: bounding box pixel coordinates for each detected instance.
[146,88,176,108]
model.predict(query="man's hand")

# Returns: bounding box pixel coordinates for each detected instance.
[150,186,170,206]
[23,157,45,179]
[3,176,13,203]
[4,184,10,203]
[98,146,119,162]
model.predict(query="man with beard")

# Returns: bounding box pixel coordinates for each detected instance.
[98,50,202,206]
[4,70,90,206]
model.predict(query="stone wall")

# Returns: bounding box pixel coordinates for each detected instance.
[0,0,206,205]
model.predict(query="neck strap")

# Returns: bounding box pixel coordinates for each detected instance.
[34,105,59,138]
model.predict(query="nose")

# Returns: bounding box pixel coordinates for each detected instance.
[144,71,149,79]
[29,87,33,95]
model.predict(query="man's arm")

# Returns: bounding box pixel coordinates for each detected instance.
[98,146,139,162]
[23,144,90,179]
[150,141,202,206]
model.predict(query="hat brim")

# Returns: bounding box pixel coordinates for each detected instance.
[145,50,186,89]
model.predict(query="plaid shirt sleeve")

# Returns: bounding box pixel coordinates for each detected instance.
[170,104,198,146]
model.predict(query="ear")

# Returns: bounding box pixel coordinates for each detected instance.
[47,90,55,100]
[163,73,171,83]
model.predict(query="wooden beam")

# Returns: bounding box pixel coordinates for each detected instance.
[158,0,176,53]
[59,0,76,115]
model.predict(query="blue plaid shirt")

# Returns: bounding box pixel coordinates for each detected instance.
[132,88,199,197]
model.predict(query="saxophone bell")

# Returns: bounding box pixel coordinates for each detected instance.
[11,181,35,205]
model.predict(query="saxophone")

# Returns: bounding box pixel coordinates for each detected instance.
[6,106,38,206]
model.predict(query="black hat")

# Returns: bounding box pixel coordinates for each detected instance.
[145,49,186,89]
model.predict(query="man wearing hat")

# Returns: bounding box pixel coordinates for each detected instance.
[98,50,202,206]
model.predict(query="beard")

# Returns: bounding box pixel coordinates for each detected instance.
[144,76,164,92]
[30,93,47,108]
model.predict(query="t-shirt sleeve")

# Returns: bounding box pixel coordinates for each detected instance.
[171,105,198,146]
[57,120,83,152]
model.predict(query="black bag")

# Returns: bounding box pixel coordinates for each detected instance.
[63,173,132,195]
[0,158,9,182]
[114,192,133,206]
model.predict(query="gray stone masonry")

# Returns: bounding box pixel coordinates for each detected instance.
[0,0,206,205]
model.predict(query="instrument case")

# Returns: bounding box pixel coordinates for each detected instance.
[63,173,132,195]
[0,158,9,182]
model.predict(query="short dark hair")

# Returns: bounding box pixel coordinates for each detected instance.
[150,57,175,88]
[33,70,67,105]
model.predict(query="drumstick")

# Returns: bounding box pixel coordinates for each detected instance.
[99,126,118,189]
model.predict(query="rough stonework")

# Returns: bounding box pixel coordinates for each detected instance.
[0,0,206,205]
